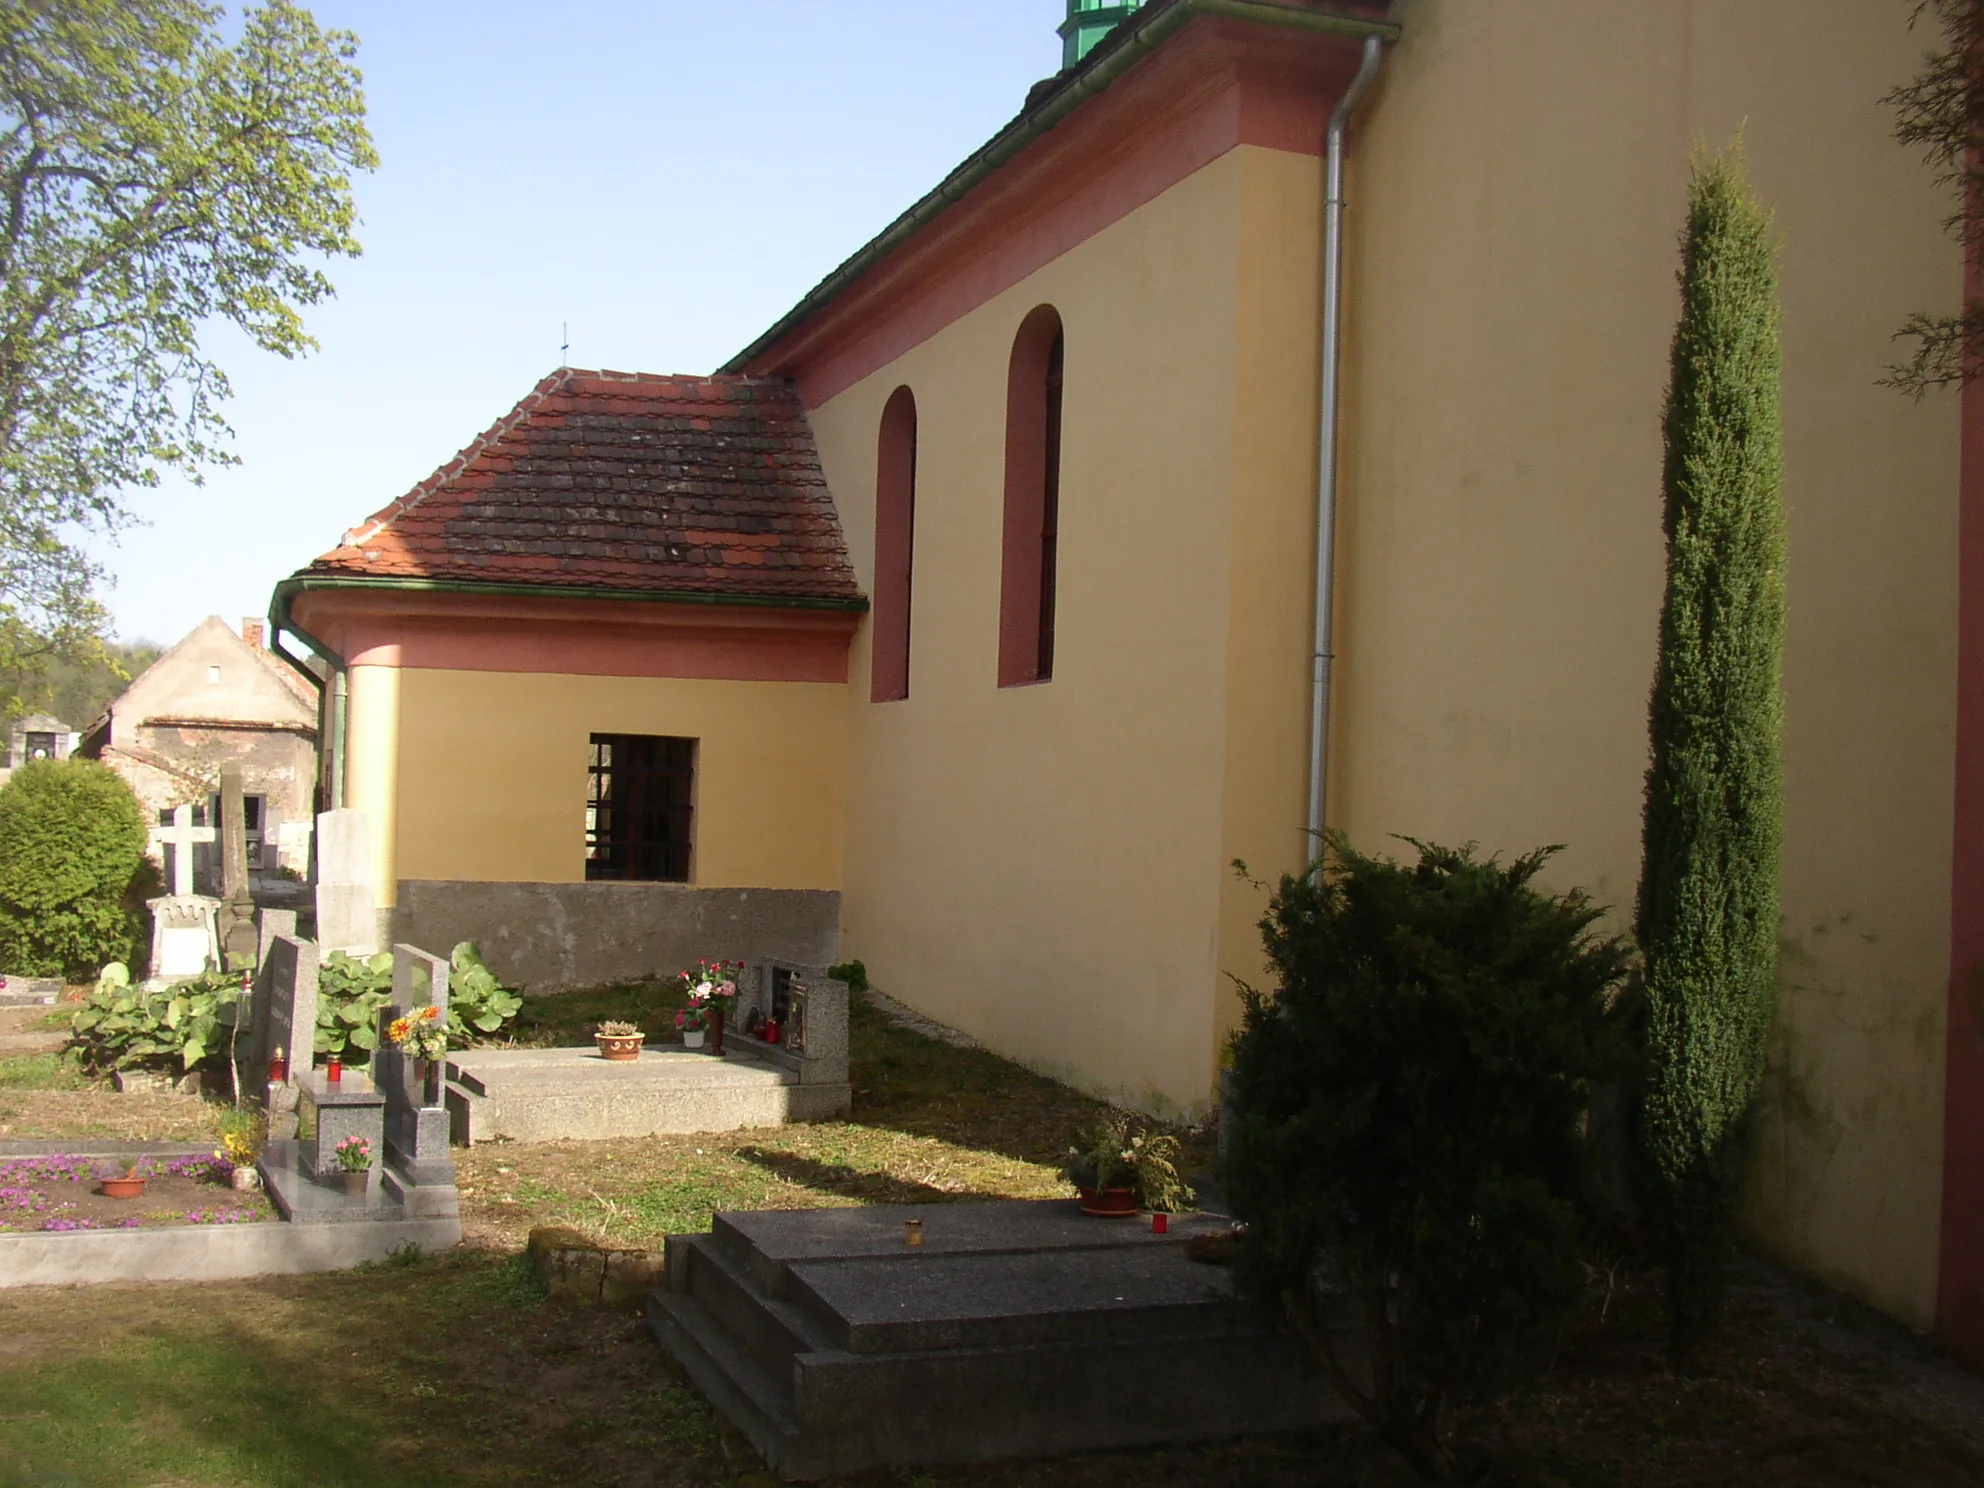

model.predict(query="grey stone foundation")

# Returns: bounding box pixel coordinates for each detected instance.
[389,881,840,991]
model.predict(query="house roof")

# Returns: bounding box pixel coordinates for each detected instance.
[724,0,1397,376]
[296,369,863,606]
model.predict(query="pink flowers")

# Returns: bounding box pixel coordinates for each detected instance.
[680,958,743,1011]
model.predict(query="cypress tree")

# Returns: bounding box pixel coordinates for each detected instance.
[1635,140,1786,1371]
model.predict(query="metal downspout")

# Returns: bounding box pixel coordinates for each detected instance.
[268,583,349,811]
[1306,35,1386,858]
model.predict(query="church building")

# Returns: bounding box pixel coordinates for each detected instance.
[272,1,1980,1361]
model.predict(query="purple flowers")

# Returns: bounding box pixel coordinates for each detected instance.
[0,1151,264,1233]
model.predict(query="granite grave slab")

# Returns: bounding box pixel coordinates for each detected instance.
[649,1199,1353,1480]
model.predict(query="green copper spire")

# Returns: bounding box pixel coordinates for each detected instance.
[1058,0,1144,70]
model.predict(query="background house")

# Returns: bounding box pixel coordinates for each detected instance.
[79,616,320,885]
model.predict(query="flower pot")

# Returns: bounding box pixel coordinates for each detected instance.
[594,1034,644,1063]
[1078,1185,1139,1218]
[682,1029,706,1050]
[418,1057,444,1105]
[339,1171,369,1198]
[100,1174,147,1200]
[709,1008,726,1056]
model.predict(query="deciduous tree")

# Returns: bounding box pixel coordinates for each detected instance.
[0,0,374,638]
[1884,0,1984,396]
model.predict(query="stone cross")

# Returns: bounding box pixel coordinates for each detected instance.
[148,805,215,898]
[215,762,259,972]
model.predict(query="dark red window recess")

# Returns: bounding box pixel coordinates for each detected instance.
[999,305,1065,687]
[586,734,694,882]
[872,385,918,703]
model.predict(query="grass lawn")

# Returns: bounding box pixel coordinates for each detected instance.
[0,990,1980,1486]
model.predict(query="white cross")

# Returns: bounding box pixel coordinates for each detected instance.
[148,805,216,898]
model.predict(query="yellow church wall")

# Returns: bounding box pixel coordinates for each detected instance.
[1216,146,1331,1054]
[1334,0,1960,1327]
[345,666,846,903]
[808,150,1274,1113]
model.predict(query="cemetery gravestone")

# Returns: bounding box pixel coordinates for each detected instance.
[258,934,320,1138]
[145,805,220,985]
[377,943,458,1214]
[214,762,259,972]
[314,808,378,954]
[255,908,297,974]
[446,959,851,1143]
[298,1065,386,1186]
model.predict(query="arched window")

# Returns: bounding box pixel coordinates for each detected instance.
[871,385,918,703]
[999,306,1065,687]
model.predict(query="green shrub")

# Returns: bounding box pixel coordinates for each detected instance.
[315,949,393,1060]
[826,959,869,995]
[1636,139,1786,1370]
[67,962,249,1075]
[448,942,521,1044]
[0,758,148,980]
[1224,836,1632,1483]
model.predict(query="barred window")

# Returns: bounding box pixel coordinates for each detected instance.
[586,734,695,882]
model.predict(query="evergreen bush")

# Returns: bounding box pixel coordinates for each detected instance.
[0,758,148,979]
[1224,836,1632,1483]
[1635,139,1786,1371]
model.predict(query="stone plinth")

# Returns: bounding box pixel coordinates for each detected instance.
[0,976,60,1007]
[258,1139,460,1232]
[649,1200,1353,1480]
[146,894,219,985]
[298,1067,385,1183]
[446,1044,849,1145]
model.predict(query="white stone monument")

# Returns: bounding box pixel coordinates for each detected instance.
[145,804,219,986]
[315,808,379,954]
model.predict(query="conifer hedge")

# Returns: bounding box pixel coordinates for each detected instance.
[0,757,149,980]
[1635,140,1786,1370]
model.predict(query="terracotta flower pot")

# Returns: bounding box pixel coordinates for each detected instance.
[339,1171,368,1197]
[100,1174,147,1200]
[594,1034,644,1062]
[1078,1185,1139,1218]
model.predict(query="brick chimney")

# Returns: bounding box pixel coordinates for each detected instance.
[241,617,266,648]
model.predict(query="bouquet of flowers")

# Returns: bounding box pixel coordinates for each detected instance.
[386,1004,447,1063]
[334,1135,373,1173]
[679,959,744,1019]
[1061,1113,1194,1213]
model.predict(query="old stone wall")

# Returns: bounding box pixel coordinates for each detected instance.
[389,881,840,991]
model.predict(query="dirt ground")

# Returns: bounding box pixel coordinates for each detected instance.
[0,1153,272,1231]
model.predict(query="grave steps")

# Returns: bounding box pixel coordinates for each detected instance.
[444,1045,849,1144]
[648,1200,1353,1480]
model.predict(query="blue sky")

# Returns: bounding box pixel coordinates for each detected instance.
[97,1,1071,645]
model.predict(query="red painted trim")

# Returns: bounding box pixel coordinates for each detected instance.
[871,386,918,703]
[743,19,1360,408]
[290,589,857,685]
[999,307,1064,688]
[1940,250,1984,1362]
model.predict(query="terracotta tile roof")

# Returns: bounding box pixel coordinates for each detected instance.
[301,369,863,605]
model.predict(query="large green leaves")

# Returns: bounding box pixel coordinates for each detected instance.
[64,961,246,1072]
[314,949,391,1060]
[446,942,521,1046]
